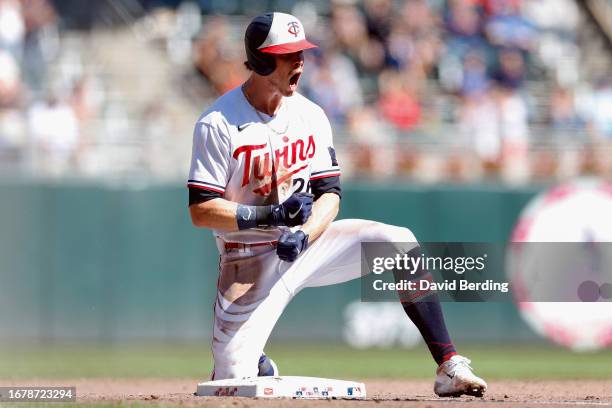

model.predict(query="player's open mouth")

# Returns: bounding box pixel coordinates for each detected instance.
[289,72,301,90]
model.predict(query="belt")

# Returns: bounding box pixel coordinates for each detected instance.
[224,240,278,250]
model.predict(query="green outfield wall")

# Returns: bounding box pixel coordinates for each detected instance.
[0,181,543,344]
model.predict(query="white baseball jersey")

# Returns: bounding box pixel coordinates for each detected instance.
[187,86,341,244]
[186,86,420,382]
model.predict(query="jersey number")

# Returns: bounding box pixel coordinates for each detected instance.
[292,178,310,193]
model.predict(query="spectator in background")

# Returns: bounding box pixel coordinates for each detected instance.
[192,16,246,95]
[364,0,393,45]
[549,85,584,134]
[27,92,79,174]
[461,49,489,97]
[492,47,525,90]
[397,0,442,77]
[444,0,488,59]
[303,50,363,124]
[494,83,530,183]
[458,48,529,177]
[439,0,491,93]
[546,84,584,179]
[346,105,398,178]
[207,50,246,95]
[378,69,421,130]
[331,3,385,95]
[331,3,369,64]
[478,0,522,16]
[586,78,612,177]
[589,78,612,140]
[484,0,536,50]
[70,75,101,123]
[0,49,21,109]
[492,48,529,182]
[0,0,25,61]
[0,49,25,153]
[21,0,57,93]
[457,50,499,171]
[401,0,439,41]
[458,88,500,168]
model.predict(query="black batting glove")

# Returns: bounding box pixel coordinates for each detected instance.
[270,192,313,227]
[276,230,309,262]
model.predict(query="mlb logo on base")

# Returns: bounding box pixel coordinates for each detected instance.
[197,376,366,399]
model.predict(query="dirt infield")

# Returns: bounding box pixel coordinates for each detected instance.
[2,378,611,407]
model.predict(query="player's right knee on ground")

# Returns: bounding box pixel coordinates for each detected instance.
[212,345,259,380]
[211,317,261,379]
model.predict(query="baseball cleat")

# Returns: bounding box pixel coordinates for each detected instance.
[257,353,279,377]
[434,355,487,397]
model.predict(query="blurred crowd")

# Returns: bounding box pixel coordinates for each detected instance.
[1,0,611,183]
[193,0,612,183]
[0,0,80,175]
[0,0,163,178]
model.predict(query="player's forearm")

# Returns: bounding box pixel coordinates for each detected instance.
[189,192,314,232]
[300,193,340,242]
[189,198,240,231]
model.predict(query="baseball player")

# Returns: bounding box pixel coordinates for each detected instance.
[187,12,487,397]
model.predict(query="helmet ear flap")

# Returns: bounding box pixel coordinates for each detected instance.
[244,12,276,76]
[246,47,276,76]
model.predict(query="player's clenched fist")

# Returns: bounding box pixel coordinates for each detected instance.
[276,230,309,262]
[235,192,314,230]
[271,192,314,227]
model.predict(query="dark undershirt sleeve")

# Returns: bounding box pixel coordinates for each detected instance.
[189,187,223,206]
[189,177,341,205]
[310,176,341,200]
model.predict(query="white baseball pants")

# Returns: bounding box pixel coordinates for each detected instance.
[211,218,417,379]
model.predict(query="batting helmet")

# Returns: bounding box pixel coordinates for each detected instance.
[245,12,317,76]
